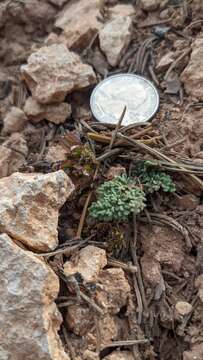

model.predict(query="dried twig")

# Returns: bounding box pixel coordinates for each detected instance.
[109,106,126,150]
[117,133,203,189]
[76,166,99,238]
[107,257,137,273]
[101,339,149,350]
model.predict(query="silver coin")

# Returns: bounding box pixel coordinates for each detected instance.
[90,74,159,126]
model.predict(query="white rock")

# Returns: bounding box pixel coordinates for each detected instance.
[0,171,75,251]
[0,233,70,360]
[64,245,107,282]
[0,133,28,178]
[96,268,131,314]
[2,106,28,134]
[24,97,72,124]
[175,301,192,316]
[110,4,135,19]
[141,0,161,11]
[45,143,68,162]
[104,351,135,360]
[99,16,132,67]
[21,44,96,104]
[181,38,203,100]
[55,0,101,50]
[195,274,203,302]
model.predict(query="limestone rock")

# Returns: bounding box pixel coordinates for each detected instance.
[21,44,96,104]
[0,170,75,251]
[195,274,203,302]
[140,0,161,11]
[106,166,126,180]
[45,143,68,163]
[66,304,119,349]
[0,233,70,360]
[64,245,107,282]
[183,343,203,360]
[2,106,28,134]
[110,4,135,19]
[99,16,132,67]
[141,255,162,287]
[96,268,131,314]
[181,38,203,100]
[55,0,101,50]
[104,351,134,360]
[83,350,100,360]
[24,97,72,124]
[175,301,192,317]
[0,133,28,178]
[156,51,175,71]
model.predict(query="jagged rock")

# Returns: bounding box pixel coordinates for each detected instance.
[54,0,101,50]
[66,304,119,349]
[64,245,107,282]
[0,170,74,251]
[83,350,100,360]
[156,51,175,71]
[141,255,163,287]
[0,233,70,360]
[140,0,161,11]
[96,268,131,314]
[110,3,135,18]
[2,107,28,134]
[24,97,72,124]
[21,44,96,104]
[181,38,203,100]
[45,143,68,163]
[175,301,192,318]
[104,351,134,360]
[106,166,126,180]
[195,274,203,302]
[0,133,28,178]
[183,343,203,360]
[99,16,132,67]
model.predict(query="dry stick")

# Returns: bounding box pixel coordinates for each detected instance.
[34,242,85,257]
[149,65,159,86]
[76,166,99,238]
[138,16,174,28]
[109,105,127,150]
[62,325,76,360]
[97,148,123,162]
[101,339,149,350]
[117,133,203,189]
[164,48,191,80]
[107,257,137,273]
[131,214,148,325]
[80,291,104,315]
[161,137,186,151]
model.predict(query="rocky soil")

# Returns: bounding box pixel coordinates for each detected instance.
[0,0,203,360]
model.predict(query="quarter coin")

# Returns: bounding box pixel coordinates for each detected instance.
[90,74,159,126]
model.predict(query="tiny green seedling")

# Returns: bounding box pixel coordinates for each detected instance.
[89,175,146,221]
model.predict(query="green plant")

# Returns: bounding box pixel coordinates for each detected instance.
[136,161,176,194]
[89,175,146,221]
